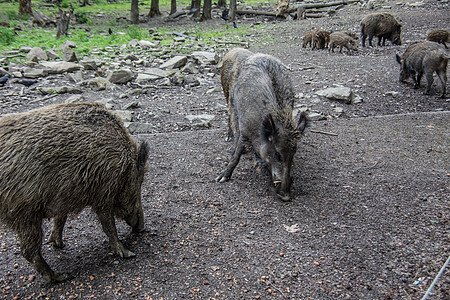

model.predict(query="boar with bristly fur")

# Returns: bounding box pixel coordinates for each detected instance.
[0,102,149,283]
[396,41,448,98]
[220,47,253,141]
[360,13,402,47]
[217,49,308,201]
[312,30,331,49]
[302,30,316,48]
[426,30,449,49]
[329,32,358,53]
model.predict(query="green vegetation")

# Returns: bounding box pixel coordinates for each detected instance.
[0,0,275,59]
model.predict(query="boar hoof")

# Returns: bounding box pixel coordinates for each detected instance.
[216,175,229,183]
[115,246,136,258]
[47,237,64,248]
[46,272,72,283]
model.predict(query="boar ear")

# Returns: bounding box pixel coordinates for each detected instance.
[395,54,402,64]
[262,114,277,142]
[296,112,308,134]
[138,141,149,174]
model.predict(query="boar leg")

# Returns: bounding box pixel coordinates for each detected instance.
[436,69,447,98]
[19,222,69,283]
[414,72,423,89]
[216,137,245,183]
[424,72,434,95]
[48,215,67,248]
[96,210,136,258]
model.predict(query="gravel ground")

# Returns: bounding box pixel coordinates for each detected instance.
[0,0,449,299]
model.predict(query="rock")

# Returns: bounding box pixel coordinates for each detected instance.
[307,112,327,121]
[160,56,188,69]
[39,61,82,74]
[315,86,362,104]
[138,40,157,48]
[46,50,59,60]
[19,46,33,53]
[181,62,199,74]
[67,70,83,83]
[22,67,48,78]
[65,94,85,103]
[38,86,83,95]
[60,40,77,51]
[185,114,216,122]
[191,51,218,65]
[80,57,102,70]
[125,122,154,134]
[26,47,48,61]
[136,73,159,82]
[114,110,133,122]
[62,48,78,62]
[106,69,134,84]
[87,77,111,91]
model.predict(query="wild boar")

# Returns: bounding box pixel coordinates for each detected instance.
[0,102,149,283]
[220,47,253,141]
[312,30,331,49]
[329,32,358,53]
[217,50,308,201]
[395,41,448,98]
[426,30,449,49]
[302,30,317,48]
[360,13,402,47]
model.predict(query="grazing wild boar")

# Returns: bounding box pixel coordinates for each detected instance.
[396,41,448,98]
[0,102,149,283]
[217,49,308,201]
[220,47,254,141]
[329,32,358,53]
[360,13,402,47]
[426,30,449,49]
[312,30,331,50]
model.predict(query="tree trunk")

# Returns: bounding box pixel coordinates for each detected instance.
[19,0,32,16]
[148,0,161,17]
[170,0,177,15]
[191,0,201,18]
[200,0,212,21]
[217,0,226,8]
[56,6,73,39]
[131,0,139,24]
[229,0,236,21]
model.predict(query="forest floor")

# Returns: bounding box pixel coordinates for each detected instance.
[0,0,449,299]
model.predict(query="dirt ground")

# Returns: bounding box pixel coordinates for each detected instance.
[0,0,449,299]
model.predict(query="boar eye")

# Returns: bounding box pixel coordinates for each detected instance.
[273,151,281,161]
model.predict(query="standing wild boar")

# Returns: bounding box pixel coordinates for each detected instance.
[360,13,402,47]
[426,30,449,49]
[396,41,448,98]
[312,30,331,50]
[217,49,308,201]
[329,32,358,54]
[0,102,149,283]
[220,47,253,141]
[302,30,317,48]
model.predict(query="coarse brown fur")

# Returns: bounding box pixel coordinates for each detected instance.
[220,48,253,141]
[426,30,449,49]
[312,30,331,50]
[0,102,149,283]
[329,32,358,54]
[302,30,317,48]
[360,13,402,47]
[218,50,308,201]
[396,41,448,98]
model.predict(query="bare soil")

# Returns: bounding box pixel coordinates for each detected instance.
[0,0,449,299]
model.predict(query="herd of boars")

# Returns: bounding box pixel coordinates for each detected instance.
[303,12,448,98]
[0,11,448,283]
